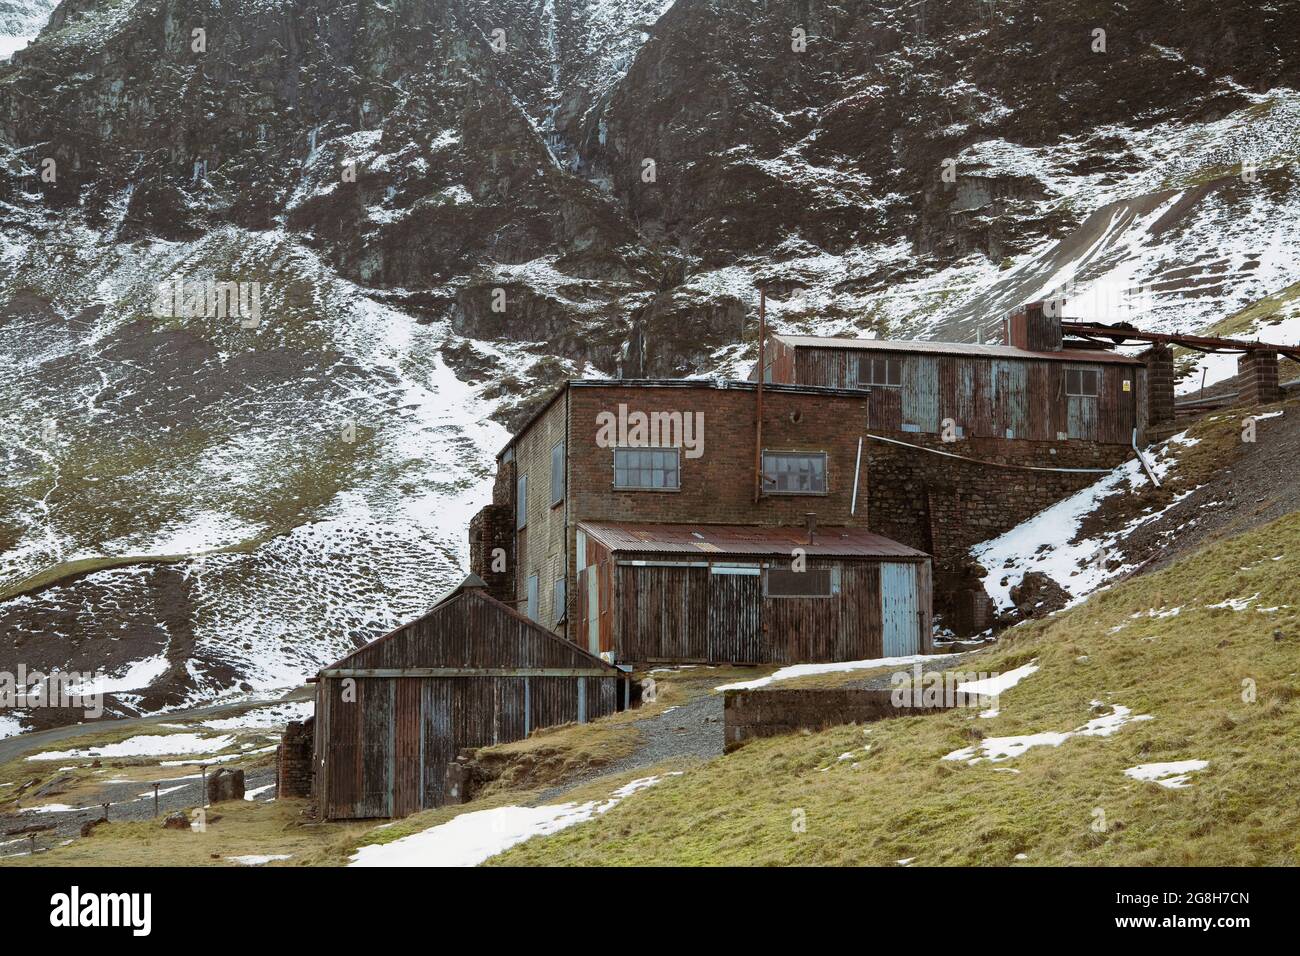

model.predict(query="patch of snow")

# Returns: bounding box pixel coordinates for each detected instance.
[942,702,1152,764]
[201,700,313,731]
[957,660,1039,718]
[715,654,944,691]
[349,773,681,867]
[27,733,235,762]
[971,434,1193,612]
[1123,760,1208,789]
[225,854,291,865]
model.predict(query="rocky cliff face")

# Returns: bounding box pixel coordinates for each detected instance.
[1,0,1298,726]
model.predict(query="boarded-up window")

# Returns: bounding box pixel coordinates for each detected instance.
[614,447,680,489]
[762,451,827,494]
[857,356,901,387]
[553,576,566,625]
[1066,368,1099,397]
[516,474,528,530]
[526,574,539,621]
[765,567,836,597]
[550,441,565,505]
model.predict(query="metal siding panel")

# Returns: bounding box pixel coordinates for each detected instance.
[1067,394,1097,439]
[881,562,920,656]
[708,568,762,663]
[901,356,940,431]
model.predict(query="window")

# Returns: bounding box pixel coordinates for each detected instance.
[857,356,901,387]
[762,451,827,495]
[526,574,539,621]
[550,440,565,506]
[1066,368,1099,397]
[516,474,528,530]
[553,577,566,625]
[765,567,839,598]
[613,447,680,490]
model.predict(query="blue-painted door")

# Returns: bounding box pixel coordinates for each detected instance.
[881,562,919,656]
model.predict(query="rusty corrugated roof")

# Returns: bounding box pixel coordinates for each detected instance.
[577,521,928,558]
[773,334,1144,365]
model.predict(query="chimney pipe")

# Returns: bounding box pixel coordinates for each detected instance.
[805,512,817,545]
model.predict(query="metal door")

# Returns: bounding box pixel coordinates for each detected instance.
[881,562,919,657]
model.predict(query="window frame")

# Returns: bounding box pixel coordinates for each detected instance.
[553,575,566,625]
[515,474,528,530]
[763,566,839,599]
[550,439,565,507]
[856,355,902,388]
[761,449,829,496]
[525,573,539,622]
[1065,367,1100,398]
[612,446,681,492]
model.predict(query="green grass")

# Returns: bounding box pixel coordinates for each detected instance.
[494,509,1300,866]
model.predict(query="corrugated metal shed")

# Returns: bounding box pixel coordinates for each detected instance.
[577,521,928,559]
[772,333,1144,366]
[313,576,623,820]
[574,523,933,665]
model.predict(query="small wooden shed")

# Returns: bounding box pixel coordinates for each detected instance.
[313,575,623,820]
[575,522,933,666]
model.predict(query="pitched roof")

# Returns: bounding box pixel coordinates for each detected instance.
[319,584,617,673]
[577,521,928,559]
[772,334,1144,365]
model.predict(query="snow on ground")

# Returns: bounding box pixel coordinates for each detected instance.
[0,713,25,739]
[956,660,1039,718]
[26,733,235,762]
[349,773,681,867]
[244,783,276,801]
[1123,760,1209,789]
[942,702,1152,764]
[714,653,941,692]
[971,433,1194,612]
[200,700,313,731]
[225,854,292,865]
[61,653,170,697]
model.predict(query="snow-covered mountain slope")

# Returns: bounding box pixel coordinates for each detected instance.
[0,0,54,60]
[1,0,1298,729]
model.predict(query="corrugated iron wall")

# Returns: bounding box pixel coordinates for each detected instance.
[315,673,619,819]
[610,557,930,664]
[313,589,620,820]
[793,349,1141,444]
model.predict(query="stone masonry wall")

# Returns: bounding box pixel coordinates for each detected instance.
[866,432,1133,566]
[1238,351,1281,405]
[276,717,314,799]
[1142,344,1175,429]
[724,687,974,751]
[468,503,514,605]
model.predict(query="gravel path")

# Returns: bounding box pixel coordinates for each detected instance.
[534,691,725,804]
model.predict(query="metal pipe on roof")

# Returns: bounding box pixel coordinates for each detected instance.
[851,436,863,515]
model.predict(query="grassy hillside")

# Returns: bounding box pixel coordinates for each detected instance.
[493,510,1300,866]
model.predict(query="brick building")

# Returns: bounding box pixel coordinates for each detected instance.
[755,307,1161,561]
[469,378,933,664]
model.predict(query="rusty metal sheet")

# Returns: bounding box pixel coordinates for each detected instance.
[774,333,1143,365]
[578,521,928,559]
